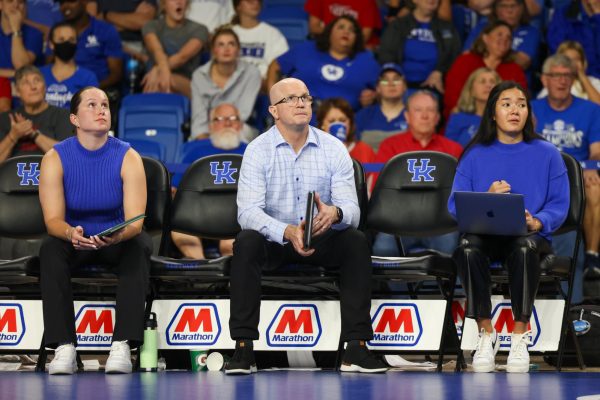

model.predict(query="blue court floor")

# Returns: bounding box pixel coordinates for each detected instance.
[0,371,598,400]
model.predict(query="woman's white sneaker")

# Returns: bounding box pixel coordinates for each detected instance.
[105,340,132,374]
[472,329,499,373]
[506,331,531,373]
[49,343,77,375]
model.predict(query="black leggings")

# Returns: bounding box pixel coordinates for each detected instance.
[453,233,553,323]
[40,232,152,348]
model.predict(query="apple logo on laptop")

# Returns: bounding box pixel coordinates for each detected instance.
[486,210,495,218]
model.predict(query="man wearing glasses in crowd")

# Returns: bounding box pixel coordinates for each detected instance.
[225,78,388,375]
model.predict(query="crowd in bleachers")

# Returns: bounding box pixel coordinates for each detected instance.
[1,0,600,302]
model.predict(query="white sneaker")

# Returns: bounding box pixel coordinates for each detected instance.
[105,340,132,374]
[472,329,499,373]
[49,343,77,375]
[507,331,532,373]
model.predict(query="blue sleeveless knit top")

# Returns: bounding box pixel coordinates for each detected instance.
[54,136,130,236]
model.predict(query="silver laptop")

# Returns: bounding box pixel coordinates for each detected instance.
[455,191,528,236]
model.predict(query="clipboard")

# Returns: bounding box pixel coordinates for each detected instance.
[95,214,146,237]
[303,191,315,250]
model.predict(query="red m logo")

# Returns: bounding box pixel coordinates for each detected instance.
[76,309,114,334]
[0,308,17,332]
[374,308,414,333]
[275,309,313,334]
[174,308,213,333]
[494,308,531,333]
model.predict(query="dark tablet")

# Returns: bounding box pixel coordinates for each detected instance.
[95,214,146,237]
[303,191,315,250]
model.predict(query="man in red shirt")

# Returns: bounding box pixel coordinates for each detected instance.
[372,89,462,257]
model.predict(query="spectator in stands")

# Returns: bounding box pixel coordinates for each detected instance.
[187,0,234,33]
[316,97,375,166]
[449,81,569,373]
[304,0,382,47]
[0,77,10,112]
[40,22,99,109]
[372,90,462,257]
[39,86,151,375]
[444,21,527,119]
[532,54,600,281]
[231,0,289,89]
[0,66,72,162]
[0,0,43,78]
[24,0,62,40]
[172,103,246,259]
[547,0,600,78]
[445,67,501,146]
[451,0,494,44]
[378,0,461,95]
[225,77,387,375]
[190,27,260,140]
[538,41,600,105]
[267,15,379,112]
[355,63,408,152]
[461,0,541,76]
[58,0,124,90]
[141,0,208,98]
[91,0,157,56]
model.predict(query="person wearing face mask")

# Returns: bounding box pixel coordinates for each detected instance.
[40,22,99,109]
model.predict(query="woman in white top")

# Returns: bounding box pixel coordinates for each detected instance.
[537,40,600,105]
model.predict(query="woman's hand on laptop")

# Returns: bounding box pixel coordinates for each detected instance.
[525,210,542,232]
[488,179,511,194]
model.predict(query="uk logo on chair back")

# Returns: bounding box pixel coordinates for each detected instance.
[209,161,238,185]
[16,162,40,186]
[407,158,436,182]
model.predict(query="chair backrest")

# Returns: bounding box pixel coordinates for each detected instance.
[127,139,166,162]
[352,159,368,231]
[142,156,171,255]
[171,154,242,240]
[260,17,308,47]
[555,152,585,235]
[367,151,458,237]
[0,155,46,238]
[118,93,190,163]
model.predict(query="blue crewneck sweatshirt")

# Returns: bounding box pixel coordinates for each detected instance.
[54,136,130,236]
[447,139,570,240]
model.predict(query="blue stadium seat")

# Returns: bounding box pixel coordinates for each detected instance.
[118,93,190,163]
[260,17,309,48]
[126,139,166,161]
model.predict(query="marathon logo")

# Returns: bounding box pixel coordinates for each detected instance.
[0,304,25,346]
[369,303,423,347]
[266,305,322,347]
[452,300,466,338]
[75,305,115,347]
[492,303,541,348]
[166,303,221,346]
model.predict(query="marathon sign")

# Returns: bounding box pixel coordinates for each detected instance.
[165,303,221,346]
[0,303,26,346]
[452,299,466,338]
[74,303,115,348]
[461,299,564,352]
[369,303,423,347]
[266,304,322,348]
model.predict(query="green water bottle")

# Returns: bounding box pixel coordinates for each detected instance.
[140,312,158,372]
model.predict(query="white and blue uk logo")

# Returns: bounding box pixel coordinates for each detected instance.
[166,303,221,346]
[266,304,322,347]
[369,303,423,347]
[0,303,26,346]
[209,161,238,184]
[407,158,436,182]
[16,162,40,186]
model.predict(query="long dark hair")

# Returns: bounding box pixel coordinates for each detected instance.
[461,81,539,158]
[315,15,364,59]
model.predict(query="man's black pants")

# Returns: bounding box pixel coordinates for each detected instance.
[229,228,374,342]
[40,232,152,348]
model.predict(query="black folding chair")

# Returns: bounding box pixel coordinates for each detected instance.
[367,151,459,371]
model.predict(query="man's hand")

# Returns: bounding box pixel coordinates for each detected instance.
[9,113,33,140]
[6,8,23,33]
[422,70,444,94]
[488,179,511,193]
[312,192,338,236]
[584,169,600,186]
[284,222,314,257]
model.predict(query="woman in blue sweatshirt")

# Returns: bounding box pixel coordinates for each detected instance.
[38,87,151,375]
[448,81,569,373]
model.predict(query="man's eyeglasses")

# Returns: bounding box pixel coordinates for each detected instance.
[378,79,403,86]
[211,115,241,123]
[545,72,575,80]
[273,95,314,106]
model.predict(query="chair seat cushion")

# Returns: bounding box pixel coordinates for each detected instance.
[0,256,39,283]
[371,255,456,280]
[150,255,231,277]
[490,254,571,280]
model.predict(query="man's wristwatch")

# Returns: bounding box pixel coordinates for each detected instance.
[335,206,343,224]
[31,130,40,141]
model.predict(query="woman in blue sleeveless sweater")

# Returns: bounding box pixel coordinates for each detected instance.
[447,81,570,373]
[38,87,151,375]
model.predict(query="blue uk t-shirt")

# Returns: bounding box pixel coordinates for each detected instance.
[41,65,99,109]
[445,112,481,147]
[75,17,124,83]
[402,22,438,84]
[277,41,379,110]
[0,24,43,68]
[532,97,600,161]
[355,105,407,138]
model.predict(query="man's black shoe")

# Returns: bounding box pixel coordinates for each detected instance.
[224,340,257,375]
[340,340,388,373]
[584,253,600,280]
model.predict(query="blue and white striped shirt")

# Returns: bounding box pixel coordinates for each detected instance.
[237,125,360,244]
